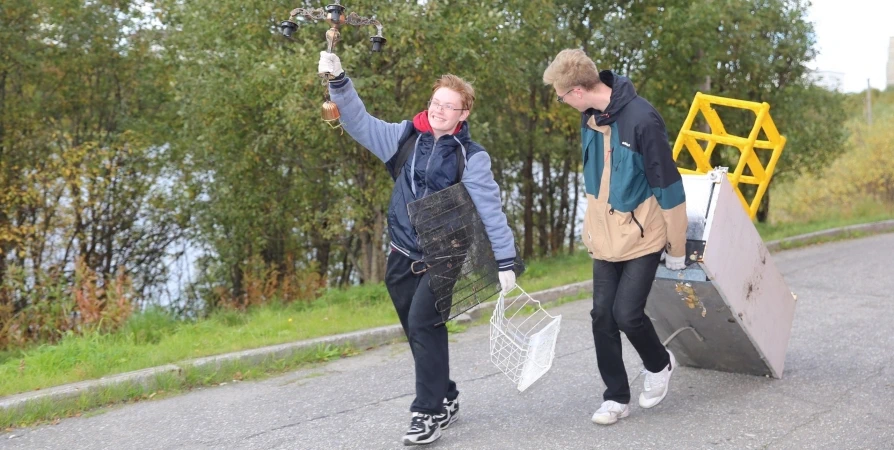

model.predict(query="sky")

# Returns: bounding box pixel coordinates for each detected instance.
[808,0,894,92]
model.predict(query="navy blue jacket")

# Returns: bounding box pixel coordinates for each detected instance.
[329,76,516,268]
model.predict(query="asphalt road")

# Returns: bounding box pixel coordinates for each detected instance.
[3,234,893,450]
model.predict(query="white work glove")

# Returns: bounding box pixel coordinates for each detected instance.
[498,270,516,294]
[317,51,344,77]
[664,254,686,271]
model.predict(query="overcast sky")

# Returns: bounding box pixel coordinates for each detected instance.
[808,0,894,92]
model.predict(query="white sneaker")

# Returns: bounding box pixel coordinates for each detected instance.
[638,349,676,409]
[591,400,630,425]
[401,412,441,446]
[433,398,458,429]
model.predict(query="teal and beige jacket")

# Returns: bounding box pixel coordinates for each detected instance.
[580,71,688,261]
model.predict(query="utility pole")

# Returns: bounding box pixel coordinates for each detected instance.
[866,78,872,126]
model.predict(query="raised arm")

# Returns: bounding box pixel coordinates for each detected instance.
[319,52,408,162]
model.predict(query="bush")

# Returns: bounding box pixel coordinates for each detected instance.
[0,259,135,349]
[210,255,327,311]
[771,92,894,223]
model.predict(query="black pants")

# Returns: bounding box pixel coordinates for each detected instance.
[590,251,670,404]
[385,250,459,415]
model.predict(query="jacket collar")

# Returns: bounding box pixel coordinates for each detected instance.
[413,111,472,148]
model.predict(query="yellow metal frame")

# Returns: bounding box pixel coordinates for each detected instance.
[672,92,786,219]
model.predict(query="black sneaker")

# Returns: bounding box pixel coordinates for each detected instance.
[433,398,459,429]
[401,412,441,446]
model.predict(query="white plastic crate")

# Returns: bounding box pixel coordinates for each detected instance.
[489,286,562,392]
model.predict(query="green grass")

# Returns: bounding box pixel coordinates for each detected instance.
[0,283,397,398]
[0,343,358,428]
[2,209,892,428]
[756,209,894,242]
[4,211,891,400]
[517,251,593,293]
[0,253,596,400]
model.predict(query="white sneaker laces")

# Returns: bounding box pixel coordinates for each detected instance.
[597,401,623,415]
[642,368,666,392]
[409,413,428,432]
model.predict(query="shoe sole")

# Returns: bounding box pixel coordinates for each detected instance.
[591,408,630,425]
[402,427,442,446]
[639,351,676,409]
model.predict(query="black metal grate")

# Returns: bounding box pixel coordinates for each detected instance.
[408,183,523,324]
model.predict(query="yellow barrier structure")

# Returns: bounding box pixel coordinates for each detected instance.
[672,92,786,219]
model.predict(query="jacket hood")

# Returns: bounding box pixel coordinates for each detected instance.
[593,70,637,126]
[413,110,465,136]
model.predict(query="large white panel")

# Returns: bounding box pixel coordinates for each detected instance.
[647,173,796,378]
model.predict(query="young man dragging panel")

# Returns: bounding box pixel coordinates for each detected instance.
[543,49,688,425]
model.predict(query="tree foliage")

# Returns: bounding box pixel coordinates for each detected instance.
[0,0,849,344]
[1,0,178,344]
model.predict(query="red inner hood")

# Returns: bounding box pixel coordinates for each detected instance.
[413,111,463,135]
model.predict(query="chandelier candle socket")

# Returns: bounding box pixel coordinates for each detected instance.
[280,1,386,126]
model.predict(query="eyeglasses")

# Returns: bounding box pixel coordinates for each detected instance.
[428,100,468,112]
[557,88,575,104]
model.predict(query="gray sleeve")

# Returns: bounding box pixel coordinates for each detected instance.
[328,77,409,162]
[462,151,516,262]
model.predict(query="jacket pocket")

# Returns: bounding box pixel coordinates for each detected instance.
[582,205,595,255]
[608,207,642,238]
[583,196,610,257]
[604,206,636,257]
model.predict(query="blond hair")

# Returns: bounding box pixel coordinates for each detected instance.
[432,74,475,111]
[542,49,600,91]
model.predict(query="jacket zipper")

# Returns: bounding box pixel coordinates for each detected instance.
[422,143,435,198]
[630,211,645,238]
[390,242,411,257]
[609,207,644,238]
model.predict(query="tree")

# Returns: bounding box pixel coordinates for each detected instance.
[1,0,181,344]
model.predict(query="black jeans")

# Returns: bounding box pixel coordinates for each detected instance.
[590,251,670,404]
[385,250,459,415]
